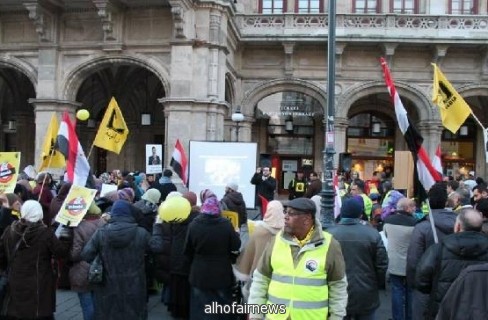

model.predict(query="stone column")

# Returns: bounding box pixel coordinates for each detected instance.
[334,116,349,169]
[30,99,80,170]
[418,120,443,159]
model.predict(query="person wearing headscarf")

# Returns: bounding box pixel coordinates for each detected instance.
[157,191,199,318]
[184,195,241,320]
[0,200,72,319]
[81,200,163,320]
[199,189,217,204]
[69,201,105,320]
[234,200,285,302]
[14,180,33,202]
[32,173,54,225]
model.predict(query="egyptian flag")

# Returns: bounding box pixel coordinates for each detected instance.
[170,139,188,185]
[380,58,442,202]
[432,144,443,177]
[57,112,91,187]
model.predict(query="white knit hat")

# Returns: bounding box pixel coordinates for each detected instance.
[21,200,43,223]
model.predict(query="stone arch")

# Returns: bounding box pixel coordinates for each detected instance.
[0,55,37,91]
[337,81,436,122]
[241,78,326,116]
[62,54,170,101]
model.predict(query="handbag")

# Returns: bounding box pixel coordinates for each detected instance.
[88,231,104,284]
[88,254,104,284]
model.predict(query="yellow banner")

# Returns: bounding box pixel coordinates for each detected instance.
[432,64,472,133]
[38,114,66,171]
[55,184,97,226]
[93,97,129,154]
[0,152,21,194]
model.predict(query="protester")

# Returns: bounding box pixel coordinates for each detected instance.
[304,171,321,198]
[415,208,488,319]
[406,182,456,320]
[32,173,54,226]
[328,198,388,319]
[248,198,347,320]
[220,182,248,249]
[287,171,307,200]
[49,182,72,225]
[383,198,417,320]
[184,196,241,320]
[69,201,105,320]
[250,167,276,212]
[0,200,72,319]
[233,200,285,302]
[81,200,163,320]
[0,193,22,237]
[152,169,177,202]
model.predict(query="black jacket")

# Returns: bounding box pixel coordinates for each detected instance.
[221,191,247,227]
[184,214,240,290]
[416,231,488,319]
[327,219,388,315]
[436,263,488,320]
[406,209,457,287]
[250,173,276,203]
[150,182,177,202]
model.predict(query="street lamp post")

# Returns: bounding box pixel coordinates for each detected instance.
[320,0,336,228]
[231,106,244,142]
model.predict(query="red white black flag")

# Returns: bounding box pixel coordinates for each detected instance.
[380,58,442,201]
[170,139,188,185]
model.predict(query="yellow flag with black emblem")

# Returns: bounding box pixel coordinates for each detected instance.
[432,64,472,134]
[93,97,129,154]
[38,114,66,171]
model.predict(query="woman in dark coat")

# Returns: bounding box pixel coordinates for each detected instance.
[81,200,162,320]
[0,200,72,320]
[184,195,241,320]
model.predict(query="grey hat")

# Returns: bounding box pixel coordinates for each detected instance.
[284,198,316,217]
[226,182,239,191]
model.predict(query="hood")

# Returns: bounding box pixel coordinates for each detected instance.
[10,220,46,247]
[428,209,457,234]
[443,232,488,258]
[104,215,139,248]
[224,192,245,206]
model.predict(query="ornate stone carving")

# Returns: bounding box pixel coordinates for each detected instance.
[433,45,449,65]
[282,42,295,77]
[23,2,52,42]
[171,5,186,39]
[92,0,117,41]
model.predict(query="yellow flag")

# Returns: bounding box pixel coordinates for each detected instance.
[93,97,129,154]
[432,64,472,133]
[38,114,66,172]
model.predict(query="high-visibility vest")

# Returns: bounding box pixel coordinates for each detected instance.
[266,231,331,320]
[360,194,373,218]
[290,179,306,193]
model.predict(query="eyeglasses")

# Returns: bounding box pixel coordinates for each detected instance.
[284,209,306,217]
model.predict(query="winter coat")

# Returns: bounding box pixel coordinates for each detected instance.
[383,211,416,276]
[155,210,199,283]
[415,231,488,319]
[69,216,105,292]
[32,185,54,226]
[304,179,322,198]
[250,173,276,202]
[406,208,457,287]
[81,213,163,320]
[327,219,388,315]
[221,191,247,227]
[150,179,176,202]
[49,183,71,223]
[0,220,71,319]
[435,263,488,320]
[184,214,241,290]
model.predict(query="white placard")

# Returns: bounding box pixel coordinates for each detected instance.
[146,144,163,174]
[100,183,117,197]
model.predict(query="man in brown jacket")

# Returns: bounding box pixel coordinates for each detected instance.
[304,172,322,198]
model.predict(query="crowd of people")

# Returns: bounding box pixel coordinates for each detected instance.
[0,165,487,320]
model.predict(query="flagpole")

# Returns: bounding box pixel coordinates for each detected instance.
[426,199,439,244]
[469,111,485,131]
[87,142,95,160]
[38,153,55,202]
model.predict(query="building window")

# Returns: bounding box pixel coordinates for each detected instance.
[353,0,381,13]
[449,0,479,14]
[260,0,286,13]
[390,0,418,13]
[296,0,322,13]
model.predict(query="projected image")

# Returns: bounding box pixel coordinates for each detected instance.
[204,158,241,186]
[189,141,257,208]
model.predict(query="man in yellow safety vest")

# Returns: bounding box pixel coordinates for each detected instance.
[248,198,348,320]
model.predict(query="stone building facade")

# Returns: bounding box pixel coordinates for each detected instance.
[0,0,487,192]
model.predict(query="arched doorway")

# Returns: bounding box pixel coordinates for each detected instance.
[253,91,323,196]
[0,67,36,168]
[75,66,166,174]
